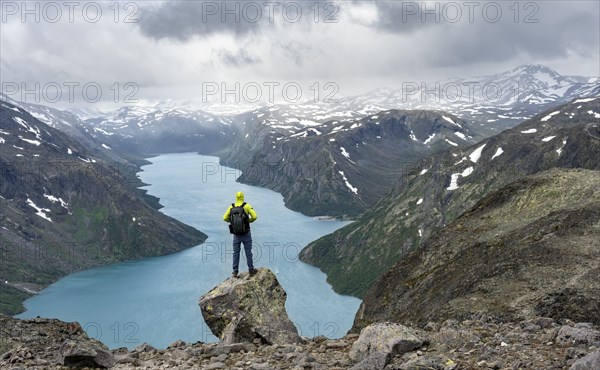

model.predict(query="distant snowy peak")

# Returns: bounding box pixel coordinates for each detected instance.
[80,104,235,140]
[344,64,599,131]
[94,105,228,124]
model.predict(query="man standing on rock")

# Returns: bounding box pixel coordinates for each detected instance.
[223,191,258,278]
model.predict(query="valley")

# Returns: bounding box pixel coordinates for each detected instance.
[1,64,598,357]
[0,102,207,315]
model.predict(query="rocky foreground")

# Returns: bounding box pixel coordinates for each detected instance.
[2,314,600,369]
[0,269,598,369]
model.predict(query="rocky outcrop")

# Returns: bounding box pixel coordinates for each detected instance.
[556,324,600,346]
[570,349,600,370]
[353,168,600,330]
[0,314,115,368]
[349,322,423,363]
[199,268,302,345]
[60,338,115,368]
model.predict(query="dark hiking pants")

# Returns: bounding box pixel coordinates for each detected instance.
[232,231,254,272]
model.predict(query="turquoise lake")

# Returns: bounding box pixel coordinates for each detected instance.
[17,153,361,349]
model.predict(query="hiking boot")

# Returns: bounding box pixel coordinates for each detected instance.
[232,271,238,278]
[249,268,258,276]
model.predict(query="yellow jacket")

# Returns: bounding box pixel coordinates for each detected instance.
[223,191,257,223]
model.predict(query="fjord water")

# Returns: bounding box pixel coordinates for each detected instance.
[18,153,361,349]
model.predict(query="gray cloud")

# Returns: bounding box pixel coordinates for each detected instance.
[216,49,261,67]
[361,1,433,33]
[365,1,599,67]
[1,0,598,108]
[137,1,262,41]
[137,0,331,41]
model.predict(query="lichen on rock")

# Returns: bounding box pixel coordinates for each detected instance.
[199,268,302,345]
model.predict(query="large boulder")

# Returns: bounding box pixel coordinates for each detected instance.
[556,324,600,346]
[349,322,423,362]
[0,315,115,369]
[569,350,600,370]
[199,268,302,345]
[60,338,115,368]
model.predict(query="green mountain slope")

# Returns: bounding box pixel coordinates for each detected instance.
[300,97,600,297]
[353,168,600,330]
[0,101,207,314]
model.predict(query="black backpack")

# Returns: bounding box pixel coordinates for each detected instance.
[229,202,250,235]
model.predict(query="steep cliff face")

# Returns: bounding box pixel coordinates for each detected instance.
[353,168,600,331]
[0,101,207,315]
[221,110,480,217]
[300,97,600,297]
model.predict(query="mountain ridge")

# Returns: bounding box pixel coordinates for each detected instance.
[0,101,207,315]
[220,109,481,216]
[300,96,600,297]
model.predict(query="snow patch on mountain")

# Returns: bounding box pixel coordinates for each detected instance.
[587,110,600,119]
[540,111,560,122]
[447,173,461,191]
[521,128,537,134]
[27,198,52,222]
[423,133,436,145]
[338,171,358,195]
[19,137,41,146]
[443,116,457,125]
[573,98,596,103]
[454,132,467,140]
[556,139,567,155]
[469,144,486,163]
[446,139,458,146]
[461,166,474,177]
[491,147,504,160]
[43,194,69,209]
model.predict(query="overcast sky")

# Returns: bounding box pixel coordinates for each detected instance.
[1,0,598,108]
